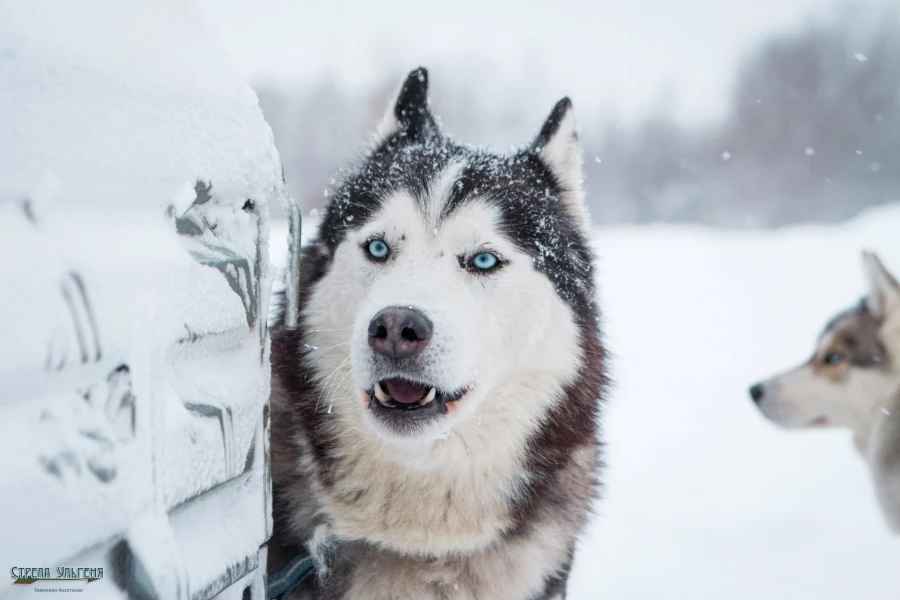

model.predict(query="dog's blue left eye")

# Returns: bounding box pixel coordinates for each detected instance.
[472,252,499,271]
[367,240,389,260]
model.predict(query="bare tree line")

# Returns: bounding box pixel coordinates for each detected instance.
[257,4,900,227]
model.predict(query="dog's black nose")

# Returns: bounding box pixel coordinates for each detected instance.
[749,383,765,403]
[368,307,433,359]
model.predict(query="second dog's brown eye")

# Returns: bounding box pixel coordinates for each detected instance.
[824,352,844,365]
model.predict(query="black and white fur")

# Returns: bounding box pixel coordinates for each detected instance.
[269,68,606,598]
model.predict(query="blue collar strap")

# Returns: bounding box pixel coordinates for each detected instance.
[267,552,317,599]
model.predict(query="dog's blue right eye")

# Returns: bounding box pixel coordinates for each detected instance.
[367,240,389,260]
[472,252,499,271]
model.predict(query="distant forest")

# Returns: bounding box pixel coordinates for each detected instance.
[257,4,900,227]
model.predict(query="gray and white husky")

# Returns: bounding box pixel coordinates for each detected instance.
[268,68,607,599]
[750,251,900,532]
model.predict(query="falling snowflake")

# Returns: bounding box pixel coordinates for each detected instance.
[595,157,602,164]
[721,151,732,161]
[804,147,815,156]
[854,53,867,62]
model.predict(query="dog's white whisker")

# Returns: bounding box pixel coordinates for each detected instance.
[314,341,352,354]
[313,355,352,413]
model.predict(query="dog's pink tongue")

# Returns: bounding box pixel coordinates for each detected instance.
[384,378,427,404]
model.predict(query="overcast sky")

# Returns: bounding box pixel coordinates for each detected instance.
[198,0,842,124]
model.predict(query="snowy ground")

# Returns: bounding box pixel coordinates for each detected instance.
[270,203,900,599]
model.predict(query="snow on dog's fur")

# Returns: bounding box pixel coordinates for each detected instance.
[750,252,900,532]
[268,68,606,599]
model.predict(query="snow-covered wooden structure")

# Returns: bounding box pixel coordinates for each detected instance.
[0,1,286,597]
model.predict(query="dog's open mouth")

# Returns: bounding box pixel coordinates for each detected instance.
[366,378,466,431]
[369,378,466,409]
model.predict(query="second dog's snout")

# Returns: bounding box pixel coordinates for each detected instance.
[749,382,765,403]
[368,307,433,359]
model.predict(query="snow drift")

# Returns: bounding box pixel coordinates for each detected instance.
[269,202,900,599]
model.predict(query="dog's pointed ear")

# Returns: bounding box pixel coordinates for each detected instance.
[863,251,900,319]
[531,98,590,231]
[373,67,438,145]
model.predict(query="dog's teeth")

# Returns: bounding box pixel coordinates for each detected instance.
[419,387,437,406]
[374,382,392,405]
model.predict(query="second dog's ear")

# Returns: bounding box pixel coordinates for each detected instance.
[863,251,900,319]
[531,98,590,231]
[373,67,438,145]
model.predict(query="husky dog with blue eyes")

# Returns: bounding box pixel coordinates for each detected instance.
[750,252,900,533]
[268,67,606,599]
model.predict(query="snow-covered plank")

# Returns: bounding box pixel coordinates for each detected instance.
[0,1,284,598]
